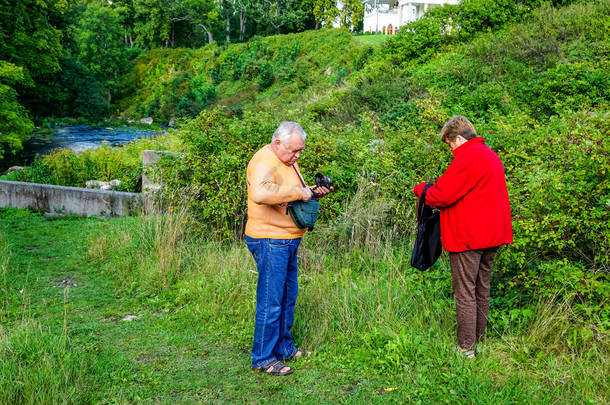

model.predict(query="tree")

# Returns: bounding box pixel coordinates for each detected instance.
[132,0,220,48]
[0,0,64,83]
[249,0,310,35]
[0,0,65,154]
[112,0,137,48]
[337,0,364,30]
[178,0,221,45]
[313,0,363,30]
[0,62,34,157]
[313,0,339,29]
[73,4,130,106]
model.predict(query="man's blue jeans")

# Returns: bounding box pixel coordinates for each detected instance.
[245,236,301,368]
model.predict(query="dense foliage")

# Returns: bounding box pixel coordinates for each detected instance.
[0,0,64,154]
[116,29,371,123]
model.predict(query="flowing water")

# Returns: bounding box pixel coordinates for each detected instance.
[1,125,162,172]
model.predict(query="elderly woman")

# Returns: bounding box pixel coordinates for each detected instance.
[413,116,513,358]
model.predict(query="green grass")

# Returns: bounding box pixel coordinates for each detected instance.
[0,207,607,404]
[353,35,390,47]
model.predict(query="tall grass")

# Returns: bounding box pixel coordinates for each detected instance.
[0,254,104,405]
[0,232,9,320]
[84,183,609,402]
[0,319,93,404]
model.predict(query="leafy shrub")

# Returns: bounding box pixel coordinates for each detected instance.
[154,108,274,239]
[516,63,609,119]
[258,62,275,89]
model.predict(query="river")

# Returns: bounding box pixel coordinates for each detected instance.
[1,125,162,172]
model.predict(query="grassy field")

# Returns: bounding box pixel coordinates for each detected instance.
[352,34,390,47]
[0,207,607,404]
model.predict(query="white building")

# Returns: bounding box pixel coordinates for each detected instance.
[362,0,459,34]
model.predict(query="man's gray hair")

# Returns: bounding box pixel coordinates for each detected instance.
[272,121,307,143]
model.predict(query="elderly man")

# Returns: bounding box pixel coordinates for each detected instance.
[245,121,330,376]
[413,116,512,358]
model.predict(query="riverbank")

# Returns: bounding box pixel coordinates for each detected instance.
[0,127,181,192]
[1,207,607,404]
[0,119,166,172]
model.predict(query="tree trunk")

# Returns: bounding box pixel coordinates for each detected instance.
[226,14,231,43]
[199,24,214,44]
[315,20,320,30]
[239,8,246,41]
[107,88,111,107]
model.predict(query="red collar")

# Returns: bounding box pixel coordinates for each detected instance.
[452,137,485,157]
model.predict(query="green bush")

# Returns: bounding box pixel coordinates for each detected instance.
[258,62,275,89]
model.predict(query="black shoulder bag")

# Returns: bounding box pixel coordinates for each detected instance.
[287,165,320,231]
[410,184,442,271]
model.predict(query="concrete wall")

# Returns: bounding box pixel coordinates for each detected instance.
[0,180,145,217]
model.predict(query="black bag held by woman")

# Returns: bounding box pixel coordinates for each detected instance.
[411,184,442,271]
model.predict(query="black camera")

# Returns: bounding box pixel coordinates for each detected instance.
[315,173,333,189]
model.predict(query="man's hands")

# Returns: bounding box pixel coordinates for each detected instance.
[314,186,332,198]
[301,186,332,201]
[301,187,313,202]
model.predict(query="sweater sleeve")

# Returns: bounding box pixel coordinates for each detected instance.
[424,157,476,208]
[248,161,303,205]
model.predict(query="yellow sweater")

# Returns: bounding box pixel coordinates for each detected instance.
[245,145,307,239]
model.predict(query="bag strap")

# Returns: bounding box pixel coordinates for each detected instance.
[292,165,306,187]
[292,165,319,199]
[417,183,433,219]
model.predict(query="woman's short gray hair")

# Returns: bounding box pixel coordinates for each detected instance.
[272,121,307,143]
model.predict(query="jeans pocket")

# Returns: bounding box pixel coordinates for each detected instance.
[246,240,262,262]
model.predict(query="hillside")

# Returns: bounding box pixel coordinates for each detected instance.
[115,29,373,124]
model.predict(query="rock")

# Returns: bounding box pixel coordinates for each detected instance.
[6,166,24,173]
[168,117,175,127]
[140,117,154,125]
[86,180,106,189]
[86,179,121,190]
[121,315,141,322]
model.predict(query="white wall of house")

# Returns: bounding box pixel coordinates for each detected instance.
[362,0,459,33]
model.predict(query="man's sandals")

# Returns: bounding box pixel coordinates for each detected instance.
[289,348,311,359]
[253,349,312,376]
[253,360,293,376]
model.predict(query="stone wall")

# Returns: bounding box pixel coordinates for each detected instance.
[0,180,145,217]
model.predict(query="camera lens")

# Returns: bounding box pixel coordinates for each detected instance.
[315,173,333,189]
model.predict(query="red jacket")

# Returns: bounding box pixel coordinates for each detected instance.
[413,137,513,252]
